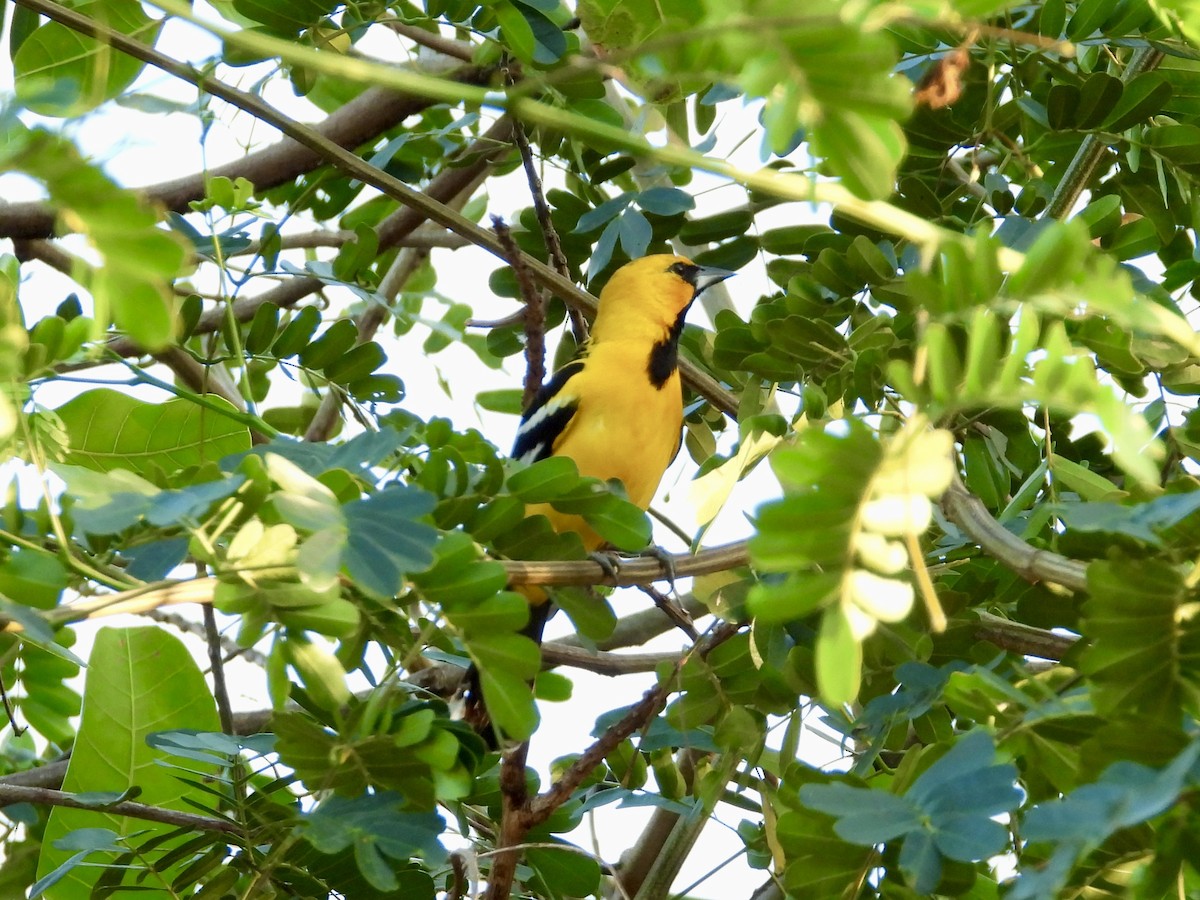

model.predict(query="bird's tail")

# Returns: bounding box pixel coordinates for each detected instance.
[463,587,552,747]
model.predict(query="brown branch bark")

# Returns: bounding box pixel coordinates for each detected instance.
[0,67,495,240]
[23,541,747,629]
[383,20,477,62]
[485,623,738,900]
[0,783,240,833]
[940,469,1088,593]
[974,610,1077,661]
[494,216,546,408]
[17,0,740,420]
[511,117,587,343]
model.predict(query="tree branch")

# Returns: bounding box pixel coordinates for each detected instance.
[974,610,1077,661]
[0,65,495,240]
[17,0,741,419]
[17,540,747,630]
[1043,45,1164,221]
[383,19,477,62]
[0,783,239,833]
[940,470,1088,593]
[478,623,736,900]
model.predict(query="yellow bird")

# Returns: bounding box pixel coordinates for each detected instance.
[513,254,733,549]
[468,254,733,740]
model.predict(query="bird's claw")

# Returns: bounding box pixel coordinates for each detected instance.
[641,545,678,593]
[589,551,623,584]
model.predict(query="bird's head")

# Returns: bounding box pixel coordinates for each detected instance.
[592,254,734,341]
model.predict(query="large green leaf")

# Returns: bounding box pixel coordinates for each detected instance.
[1080,558,1200,720]
[53,388,251,478]
[14,0,160,116]
[35,627,221,897]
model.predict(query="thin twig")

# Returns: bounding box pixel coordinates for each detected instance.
[229,227,469,257]
[485,620,737,899]
[511,118,587,344]
[146,609,268,667]
[533,622,738,824]
[203,605,235,736]
[384,19,477,62]
[0,783,240,833]
[493,216,546,408]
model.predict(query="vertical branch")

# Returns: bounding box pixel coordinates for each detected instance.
[486,741,532,900]
[202,604,235,736]
[1043,45,1164,221]
[512,117,589,345]
[493,216,546,408]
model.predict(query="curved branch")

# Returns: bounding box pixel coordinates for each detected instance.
[940,469,1088,593]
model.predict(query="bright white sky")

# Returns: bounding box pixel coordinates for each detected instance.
[0,8,850,897]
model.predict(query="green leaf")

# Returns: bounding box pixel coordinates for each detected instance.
[285,636,350,710]
[1102,72,1172,131]
[776,807,875,898]
[299,318,358,371]
[272,306,322,358]
[1080,558,1199,719]
[325,341,386,384]
[816,606,861,705]
[635,186,695,215]
[14,0,160,116]
[552,585,617,641]
[2,132,186,348]
[304,792,445,891]
[527,843,602,897]
[232,0,338,34]
[512,0,567,64]
[1053,492,1200,546]
[813,110,906,201]
[53,389,251,477]
[476,389,524,415]
[342,486,438,599]
[550,487,652,550]
[446,591,530,636]
[35,627,221,896]
[470,634,540,740]
[799,783,921,842]
[0,549,66,610]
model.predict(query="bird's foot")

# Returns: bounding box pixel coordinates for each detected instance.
[589,550,623,584]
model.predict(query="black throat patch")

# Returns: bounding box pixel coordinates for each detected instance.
[647,306,690,389]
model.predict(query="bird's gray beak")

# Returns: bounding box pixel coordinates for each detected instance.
[692,265,735,297]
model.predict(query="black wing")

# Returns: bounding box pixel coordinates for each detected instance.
[511,360,585,464]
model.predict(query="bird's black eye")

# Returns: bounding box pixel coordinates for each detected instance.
[668,262,688,277]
